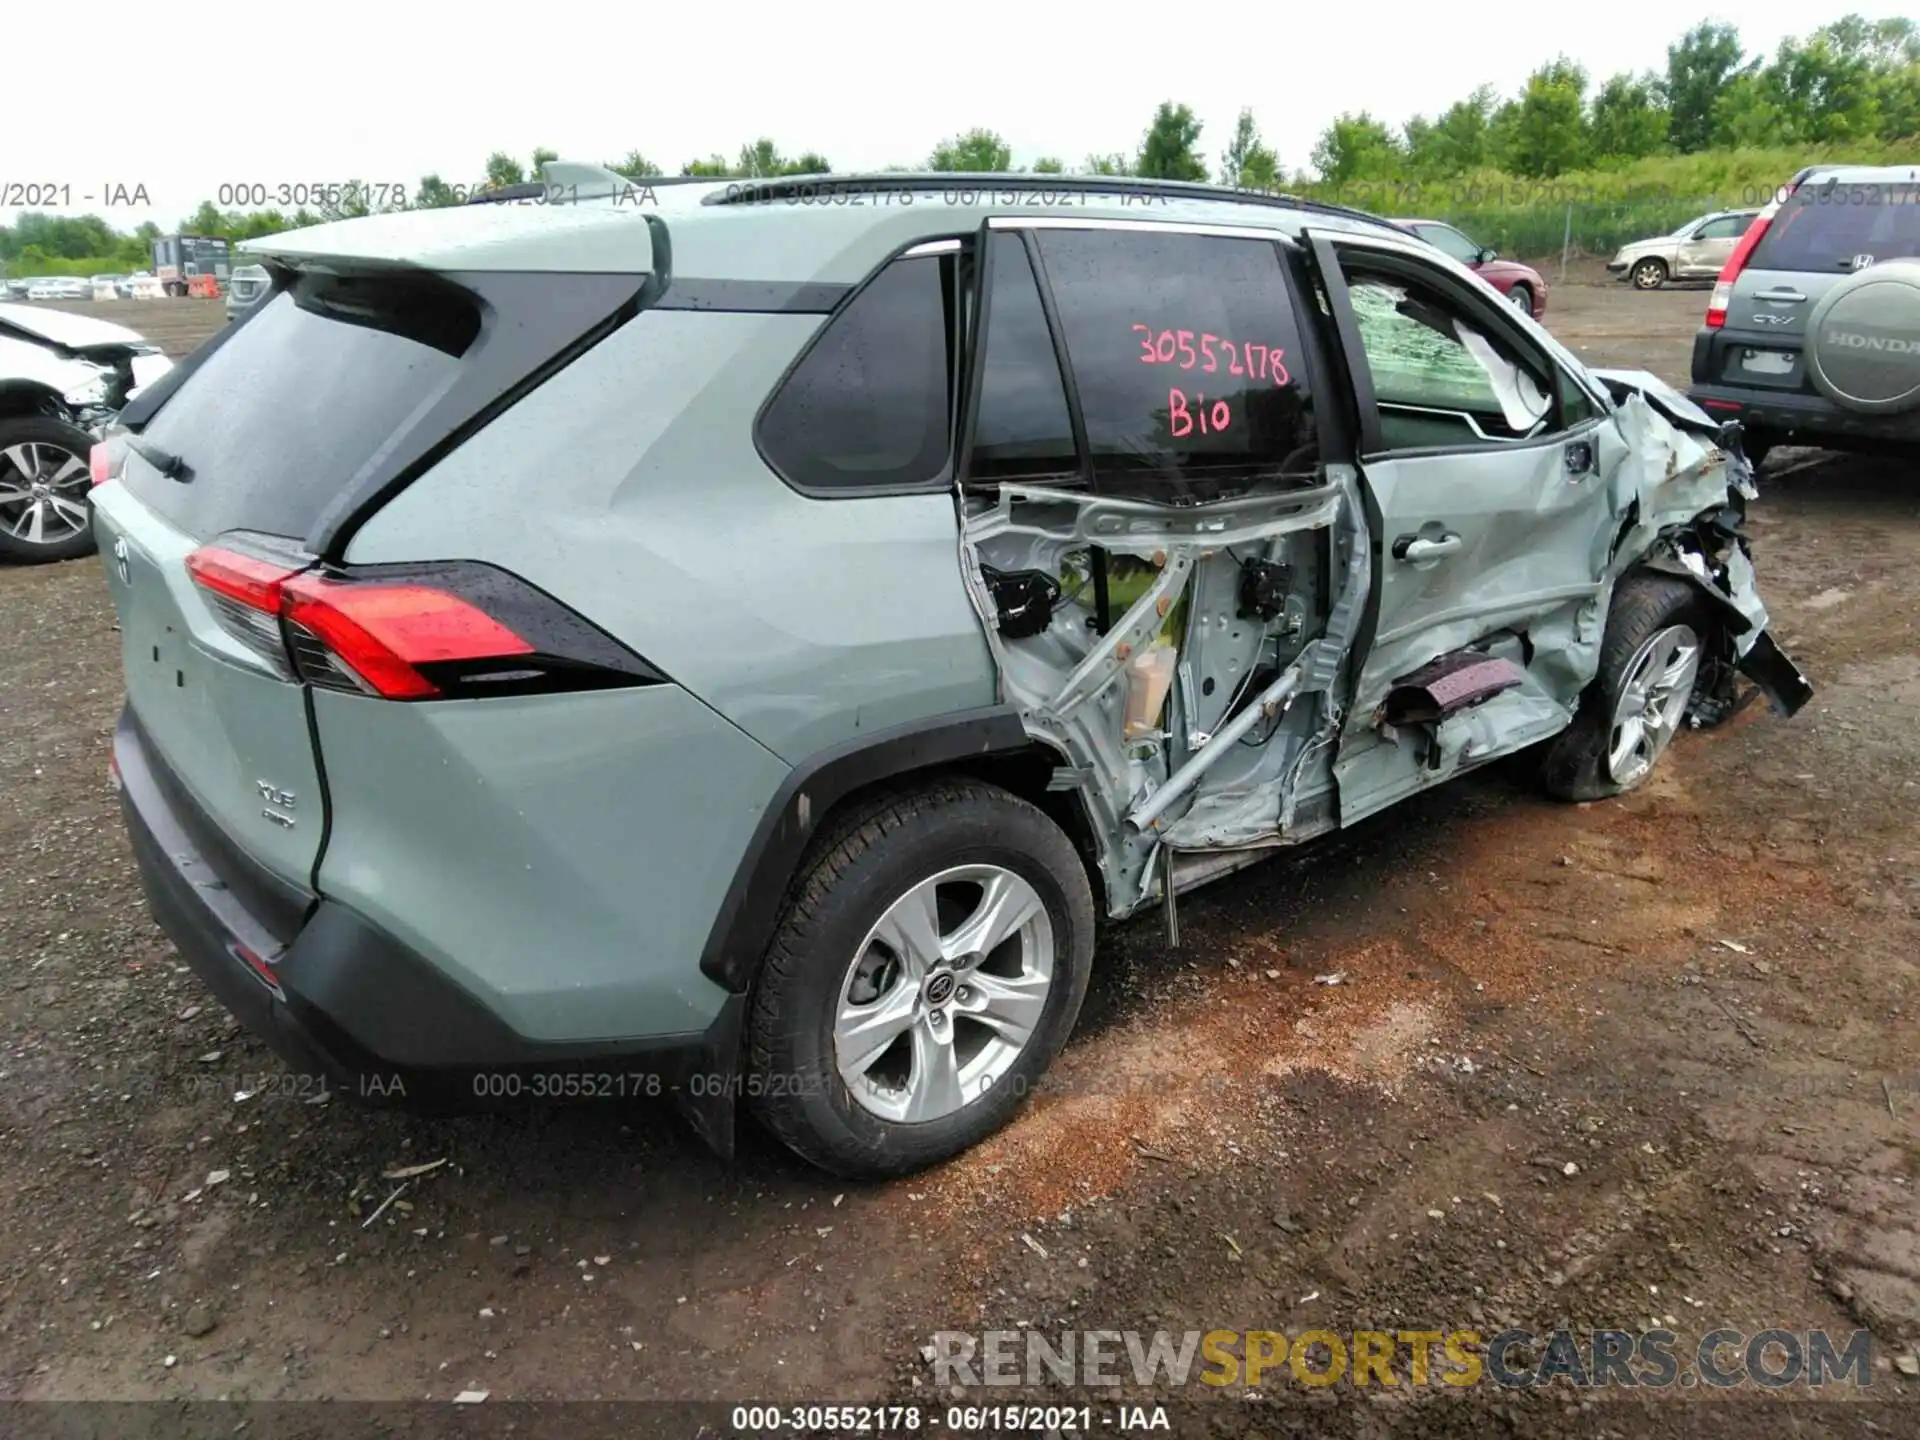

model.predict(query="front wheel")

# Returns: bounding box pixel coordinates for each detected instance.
[1507,284,1534,315]
[0,415,99,563]
[745,778,1095,1178]
[1541,576,1710,802]
[1630,258,1668,290]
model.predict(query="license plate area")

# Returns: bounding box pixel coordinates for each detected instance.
[1740,348,1795,376]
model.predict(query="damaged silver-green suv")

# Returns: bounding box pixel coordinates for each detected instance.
[92,168,1811,1178]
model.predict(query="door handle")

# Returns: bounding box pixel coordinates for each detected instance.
[1752,288,1806,304]
[1393,533,1463,562]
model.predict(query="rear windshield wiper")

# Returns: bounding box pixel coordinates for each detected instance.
[125,434,191,482]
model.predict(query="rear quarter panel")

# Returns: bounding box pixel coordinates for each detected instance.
[343,306,997,766]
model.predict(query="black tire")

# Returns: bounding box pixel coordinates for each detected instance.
[1540,575,1711,802]
[1507,283,1535,316]
[0,415,99,564]
[746,777,1095,1179]
[1630,257,1668,290]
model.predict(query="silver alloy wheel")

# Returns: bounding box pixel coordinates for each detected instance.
[834,863,1054,1124]
[1509,287,1532,312]
[1605,623,1701,788]
[0,441,91,547]
[1632,260,1664,290]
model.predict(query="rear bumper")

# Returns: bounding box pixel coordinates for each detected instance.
[114,706,742,1152]
[1689,327,1920,452]
[1686,380,1920,450]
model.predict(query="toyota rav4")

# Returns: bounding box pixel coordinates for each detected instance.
[93,168,1811,1178]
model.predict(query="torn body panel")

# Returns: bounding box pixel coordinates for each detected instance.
[959,472,1367,916]
[956,373,1808,925]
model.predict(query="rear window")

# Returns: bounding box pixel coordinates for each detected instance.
[128,273,480,540]
[1749,184,1920,273]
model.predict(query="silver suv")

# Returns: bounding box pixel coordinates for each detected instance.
[1689,165,1920,465]
[92,168,1810,1178]
[1609,209,1759,290]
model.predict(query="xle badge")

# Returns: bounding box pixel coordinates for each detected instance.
[257,780,296,829]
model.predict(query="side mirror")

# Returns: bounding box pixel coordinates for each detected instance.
[1478,247,1499,264]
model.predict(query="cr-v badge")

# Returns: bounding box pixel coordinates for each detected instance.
[113,537,130,585]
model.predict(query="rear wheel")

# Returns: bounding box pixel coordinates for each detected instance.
[1630,258,1668,290]
[746,777,1095,1178]
[0,415,98,563]
[1541,576,1709,802]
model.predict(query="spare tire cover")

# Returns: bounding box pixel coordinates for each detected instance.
[1804,257,1920,414]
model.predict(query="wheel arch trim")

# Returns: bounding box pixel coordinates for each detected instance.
[695,705,1034,995]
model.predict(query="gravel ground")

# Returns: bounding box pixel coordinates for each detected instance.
[2,274,1917,1436]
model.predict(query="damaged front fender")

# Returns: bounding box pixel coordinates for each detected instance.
[1599,369,1814,719]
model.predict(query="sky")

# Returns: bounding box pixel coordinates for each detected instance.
[3,0,1911,232]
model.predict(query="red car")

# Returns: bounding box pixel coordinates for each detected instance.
[1389,218,1548,319]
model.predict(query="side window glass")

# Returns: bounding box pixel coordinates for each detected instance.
[1028,228,1319,502]
[1695,216,1741,240]
[967,236,1078,483]
[1423,226,1484,265]
[1557,368,1596,428]
[1343,268,1554,449]
[758,254,953,494]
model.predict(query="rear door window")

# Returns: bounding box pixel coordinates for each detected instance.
[128,273,480,540]
[1750,184,1920,272]
[1026,227,1318,502]
[757,253,957,494]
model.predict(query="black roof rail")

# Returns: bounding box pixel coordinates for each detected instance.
[467,182,550,205]
[699,172,1393,228]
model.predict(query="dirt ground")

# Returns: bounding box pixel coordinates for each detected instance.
[3,274,1917,1435]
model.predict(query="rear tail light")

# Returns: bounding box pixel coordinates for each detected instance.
[1706,178,1800,329]
[89,441,115,487]
[185,541,662,701]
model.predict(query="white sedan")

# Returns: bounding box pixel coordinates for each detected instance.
[26,277,90,301]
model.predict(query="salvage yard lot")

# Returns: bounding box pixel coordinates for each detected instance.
[2,276,1917,1434]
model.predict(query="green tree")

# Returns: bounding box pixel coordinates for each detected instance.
[1218,108,1280,188]
[681,154,734,177]
[929,128,1012,172]
[1030,156,1066,174]
[1665,22,1751,153]
[1589,73,1669,161]
[484,152,526,188]
[785,152,831,174]
[737,138,786,177]
[1709,71,1790,147]
[1503,58,1590,177]
[1083,152,1134,176]
[530,147,559,175]
[609,152,664,179]
[1136,102,1207,180]
[1311,113,1401,183]
[1762,16,1913,143]
[1403,86,1500,177]
[414,174,460,208]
